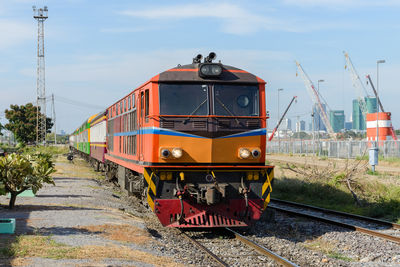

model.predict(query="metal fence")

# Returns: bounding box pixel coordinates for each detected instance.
[267,140,400,159]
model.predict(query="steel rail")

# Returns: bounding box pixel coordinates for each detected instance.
[226,228,299,267]
[269,204,400,244]
[271,198,400,230]
[179,230,229,267]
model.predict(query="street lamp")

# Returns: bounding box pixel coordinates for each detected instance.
[277,88,283,152]
[376,60,385,146]
[370,59,385,173]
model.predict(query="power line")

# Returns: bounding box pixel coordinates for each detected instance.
[54,94,106,110]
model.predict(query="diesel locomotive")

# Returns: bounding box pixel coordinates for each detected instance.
[70,53,274,227]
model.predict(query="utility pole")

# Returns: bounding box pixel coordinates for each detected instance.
[277,88,283,152]
[33,6,48,145]
[52,94,56,145]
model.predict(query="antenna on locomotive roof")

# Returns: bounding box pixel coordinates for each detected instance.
[205,52,216,63]
[193,54,203,64]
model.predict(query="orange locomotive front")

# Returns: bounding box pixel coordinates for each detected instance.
[104,53,274,227]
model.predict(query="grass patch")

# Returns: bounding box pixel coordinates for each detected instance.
[366,169,380,175]
[272,177,400,223]
[380,156,400,165]
[304,238,354,262]
[1,234,183,266]
[22,145,69,157]
[327,251,353,262]
[272,155,400,223]
[81,224,152,244]
[53,157,103,180]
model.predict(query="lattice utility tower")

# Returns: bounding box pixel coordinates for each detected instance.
[33,5,48,144]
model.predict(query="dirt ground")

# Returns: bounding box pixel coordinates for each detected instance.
[0,157,184,267]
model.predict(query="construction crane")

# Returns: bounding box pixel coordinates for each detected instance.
[366,75,398,141]
[268,96,297,141]
[295,61,335,136]
[344,51,369,117]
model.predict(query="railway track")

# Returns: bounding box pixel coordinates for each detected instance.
[270,198,400,244]
[180,228,298,267]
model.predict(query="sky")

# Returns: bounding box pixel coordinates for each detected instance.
[1,0,400,134]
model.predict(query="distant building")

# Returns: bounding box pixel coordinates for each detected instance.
[282,118,292,131]
[60,130,66,136]
[296,120,306,132]
[365,97,377,113]
[329,110,345,133]
[353,97,377,130]
[345,121,352,130]
[313,103,327,131]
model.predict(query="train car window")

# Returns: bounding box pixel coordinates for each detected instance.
[213,84,259,116]
[145,90,149,122]
[128,97,131,110]
[132,94,135,108]
[159,83,208,115]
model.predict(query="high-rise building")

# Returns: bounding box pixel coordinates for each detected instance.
[296,120,306,132]
[345,122,352,130]
[353,97,377,130]
[313,103,327,131]
[329,110,345,133]
[353,99,364,130]
[282,118,292,131]
[365,97,377,113]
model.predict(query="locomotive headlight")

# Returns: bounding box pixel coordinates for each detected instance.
[252,148,261,158]
[199,64,222,78]
[171,147,183,159]
[161,149,170,158]
[211,65,222,75]
[238,148,251,159]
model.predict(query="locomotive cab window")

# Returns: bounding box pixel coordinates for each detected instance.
[140,92,144,117]
[159,83,208,115]
[145,89,149,122]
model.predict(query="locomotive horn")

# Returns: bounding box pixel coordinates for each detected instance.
[193,54,203,64]
[205,52,217,63]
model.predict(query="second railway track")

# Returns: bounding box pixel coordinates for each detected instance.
[270,198,400,244]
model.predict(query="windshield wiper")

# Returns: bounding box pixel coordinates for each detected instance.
[215,97,240,125]
[183,98,207,124]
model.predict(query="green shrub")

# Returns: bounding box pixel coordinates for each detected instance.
[0,153,56,209]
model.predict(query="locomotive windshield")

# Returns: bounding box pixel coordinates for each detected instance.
[213,84,259,116]
[159,84,209,115]
[159,83,259,116]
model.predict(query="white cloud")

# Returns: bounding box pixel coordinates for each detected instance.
[100,25,165,33]
[282,0,400,8]
[118,3,325,35]
[0,19,32,49]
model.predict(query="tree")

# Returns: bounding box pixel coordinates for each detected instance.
[4,103,53,144]
[0,122,3,136]
[292,131,310,140]
[0,153,56,209]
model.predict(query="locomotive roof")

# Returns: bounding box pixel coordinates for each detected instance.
[156,63,265,84]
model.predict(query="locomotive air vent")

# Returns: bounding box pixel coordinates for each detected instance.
[161,120,174,128]
[192,121,206,129]
[246,120,260,129]
[218,120,231,128]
